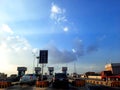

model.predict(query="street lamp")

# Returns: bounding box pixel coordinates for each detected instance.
[32,52,36,74]
[72,48,78,74]
[36,56,39,67]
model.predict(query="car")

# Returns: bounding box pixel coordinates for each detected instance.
[7,74,20,82]
[7,76,20,82]
[37,75,48,81]
[52,73,69,88]
[43,75,48,80]
[19,74,37,85]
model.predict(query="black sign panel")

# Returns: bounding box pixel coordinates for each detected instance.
[39,50,48,63]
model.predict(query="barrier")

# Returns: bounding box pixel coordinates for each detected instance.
[7,82,11,87]
[100,81,103,85]
[0,81,11,88]
[111,81,120,87]
[36,81,49,88]
[72,79,85,87]
[91,80,95,84]
[86,79,120,87]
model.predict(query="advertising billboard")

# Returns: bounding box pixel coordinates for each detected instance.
[39,50,48,64]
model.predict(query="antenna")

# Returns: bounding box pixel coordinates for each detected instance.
[108,57,112,64]
[109,59,112,64]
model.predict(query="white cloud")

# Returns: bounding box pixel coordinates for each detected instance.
[50,3,74,33]
[50,3,67,23]
[51,4,62,14]
[0,24,14,35]
[72,48,76,53]
[0,24,36,75]
[63,26,69,32]
[32,48,39,54]
[1,24,14,34]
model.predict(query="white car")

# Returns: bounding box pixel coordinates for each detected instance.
[19,74,37,85]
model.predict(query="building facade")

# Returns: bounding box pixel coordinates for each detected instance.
[105,63,120,75]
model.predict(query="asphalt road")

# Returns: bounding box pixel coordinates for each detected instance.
[87,85,120,90]
[2,84,120,90]
[4,85,85,90]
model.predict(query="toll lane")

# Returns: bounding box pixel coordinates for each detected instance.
[4,85,86,90]
[87,85,120,90]
[4,84,120,90]
[5,85,34,90]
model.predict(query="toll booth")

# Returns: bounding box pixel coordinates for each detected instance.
[17,67,27,77]
[35,67,41,75]
[48,67,54,75]
[62,67,67,74]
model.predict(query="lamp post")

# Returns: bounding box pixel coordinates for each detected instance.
[36,56,39,67]
[32,49,39,74]
[32,52,36,74]
[72,49,78,76]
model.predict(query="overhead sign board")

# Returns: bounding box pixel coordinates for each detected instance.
[48,67,54,71]
[62,67,67,71]
[17,67,27,71]
[39,50,48,64]
[35,67,41,71]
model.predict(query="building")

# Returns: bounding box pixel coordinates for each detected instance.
[105,63,120,75]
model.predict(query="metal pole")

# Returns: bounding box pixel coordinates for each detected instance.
[36,50,39,67]
[74,61,76,73]
[36,56,39,67]
[33,53,35,74]
[41,64,44,80]
[76,55,78,73]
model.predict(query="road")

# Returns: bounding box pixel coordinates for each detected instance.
[1,84,120,90]
[87,85,120,90]
[4,85,86,90]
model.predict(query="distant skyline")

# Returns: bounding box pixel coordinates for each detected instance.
[0,0,120,76]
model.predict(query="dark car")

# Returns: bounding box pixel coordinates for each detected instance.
[37,75,48,81]
[52,73,69,88]
[19,74,37,85]
[7,74,20,82]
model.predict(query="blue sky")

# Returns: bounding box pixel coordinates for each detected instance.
[0,0,120,75]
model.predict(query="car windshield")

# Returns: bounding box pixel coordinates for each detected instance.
[55,73,67,78]
[24,74,34,76]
